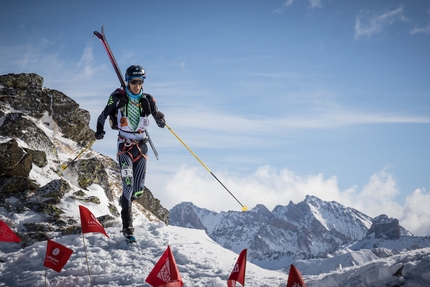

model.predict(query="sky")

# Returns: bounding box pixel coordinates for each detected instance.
[1,1,430,234]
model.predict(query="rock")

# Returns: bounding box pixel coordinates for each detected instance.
[46,88,94,146]
[0,176,39,202]
[0,73,51,121]
[0,73,94,147]
[24,148,47,167]
[75,157,113,201]
[0,113,58,160]
[136,186,169,225]
[35,179,71,199]
[366,214,401,240]
[0,139,32,177]
[0,73,43,90]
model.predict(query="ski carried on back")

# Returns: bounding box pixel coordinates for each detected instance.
[93,25,159,160]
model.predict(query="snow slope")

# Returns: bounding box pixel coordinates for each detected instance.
[1,211,290,287]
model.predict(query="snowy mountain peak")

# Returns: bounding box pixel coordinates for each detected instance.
[170,195,415,270]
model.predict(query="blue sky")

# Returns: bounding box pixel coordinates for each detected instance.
[1,1,430,234]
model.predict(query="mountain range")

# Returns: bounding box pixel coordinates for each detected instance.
[169,195,427,273]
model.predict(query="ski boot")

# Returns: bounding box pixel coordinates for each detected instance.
[122,228,136,244]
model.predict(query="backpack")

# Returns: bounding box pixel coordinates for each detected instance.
[109,92,152,130]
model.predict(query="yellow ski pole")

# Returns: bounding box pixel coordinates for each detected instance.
[61,139,96,171]
[165,123,247,211]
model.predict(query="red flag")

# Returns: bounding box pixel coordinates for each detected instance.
[145,245,183,287]
[79,205,109,238]
[43,239,74,273]
[227,249,247,287]
[286,264,306,287]
[0,220,21,242]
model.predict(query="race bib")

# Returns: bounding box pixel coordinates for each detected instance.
[121,168,133,178]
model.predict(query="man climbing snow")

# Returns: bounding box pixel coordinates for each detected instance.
[94,65,166,242]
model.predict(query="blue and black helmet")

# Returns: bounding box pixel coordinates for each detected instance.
[125,65,146,82]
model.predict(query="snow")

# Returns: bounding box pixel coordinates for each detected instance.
[0,222,289,286]
[2,217,430,287]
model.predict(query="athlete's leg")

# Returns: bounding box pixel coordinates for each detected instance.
[132,142,148,199]
[117,143,134,233]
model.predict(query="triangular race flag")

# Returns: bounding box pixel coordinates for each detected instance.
[145,245,184,287]
[43,239,74,273]
[0,220,21,242]
[227,248,247,287]
[79,205,109,238]
[286,264,306,287]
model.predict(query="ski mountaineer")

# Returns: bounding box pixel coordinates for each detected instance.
[94,65,166,242]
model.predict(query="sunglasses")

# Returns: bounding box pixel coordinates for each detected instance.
[129,79,144,85]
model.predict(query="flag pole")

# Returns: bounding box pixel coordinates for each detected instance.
[81,233,93,287]
[243,249,248,287]
[44,267,47,287]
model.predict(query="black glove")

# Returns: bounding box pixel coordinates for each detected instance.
[154,111,166,128]
[95,130,106,140]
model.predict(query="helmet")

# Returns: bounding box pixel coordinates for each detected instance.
[125,65,146,82]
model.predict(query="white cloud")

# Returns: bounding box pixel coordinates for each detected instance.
[273,0,295,14]
[274,0,323,13]
[308,0,322,9]
[355,6,407,39]
[401,188,430,235]
[410,24,430,35]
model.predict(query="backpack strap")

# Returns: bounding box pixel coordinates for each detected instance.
[117,93,128,109]
[140,93,152,116]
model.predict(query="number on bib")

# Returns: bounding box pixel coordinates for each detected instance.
[121,168,133,178]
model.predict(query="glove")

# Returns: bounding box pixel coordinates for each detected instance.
[154,111,166,128]
[95,130,106,140]
[156,118,166,128]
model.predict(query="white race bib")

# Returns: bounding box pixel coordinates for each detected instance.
[121,168,133,178]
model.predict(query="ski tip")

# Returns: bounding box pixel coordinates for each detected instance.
[94,31,102,37]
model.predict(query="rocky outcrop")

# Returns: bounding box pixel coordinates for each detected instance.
[0,72,169,246]
[366,214,401,240]
[137,186,169,225]
[0,73,94,146]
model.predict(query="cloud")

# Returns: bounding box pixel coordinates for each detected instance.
[401,188,430,235]
[411,9,430,35]
[308,0,322,9]
[274,0,323,13]
[273,0,295,14]
[160,165,429,236]
[410,24,430,35]
[164,104,430,139]
[354,6,407,39]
